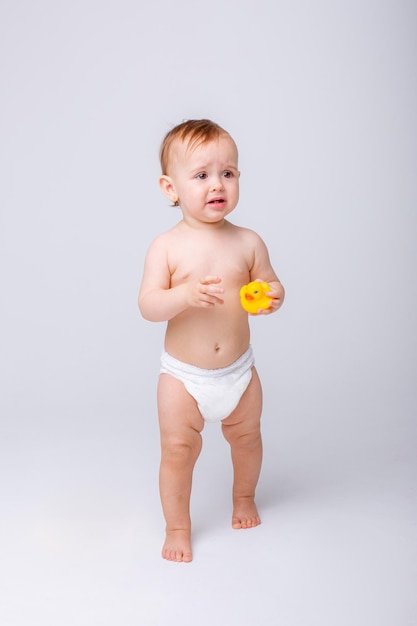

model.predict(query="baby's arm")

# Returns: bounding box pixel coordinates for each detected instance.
[248,231,285,315]
[138,236,224,322]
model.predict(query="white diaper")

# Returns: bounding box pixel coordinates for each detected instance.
[160,346,254,422]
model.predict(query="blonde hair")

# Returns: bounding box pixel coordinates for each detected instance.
[159,119,232,175]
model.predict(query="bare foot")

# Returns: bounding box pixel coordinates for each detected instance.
[162,529,193,562]
[232,497,261,529]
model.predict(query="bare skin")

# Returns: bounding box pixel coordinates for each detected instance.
[157,366,264,562]
[138,134,284,561]
[222,368,263,530]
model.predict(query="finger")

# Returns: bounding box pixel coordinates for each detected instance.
[200,275,222,285]
[199,297,224,308]
[204,285,224,296]
[203,294,224,304]
[199,282,224,299]
[199,289,224,305]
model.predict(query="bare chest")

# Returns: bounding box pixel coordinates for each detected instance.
[169,238,251,288]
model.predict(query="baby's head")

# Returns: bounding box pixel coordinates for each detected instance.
[159,120,238,206]
[158,119,240,218]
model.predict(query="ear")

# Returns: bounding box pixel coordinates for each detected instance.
[159,175,178,204]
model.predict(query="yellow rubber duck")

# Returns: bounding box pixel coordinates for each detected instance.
[240,281,272,314]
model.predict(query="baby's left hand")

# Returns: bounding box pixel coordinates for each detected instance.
[252,279,284,315]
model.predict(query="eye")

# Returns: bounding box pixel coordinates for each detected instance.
[222,170,233,178]
[196,172,207,180]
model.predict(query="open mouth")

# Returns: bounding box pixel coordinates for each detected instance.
[208,198,225,205]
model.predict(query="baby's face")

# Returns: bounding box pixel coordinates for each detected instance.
[163,134,240,226]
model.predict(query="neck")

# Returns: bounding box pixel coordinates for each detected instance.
[181,217,229,231]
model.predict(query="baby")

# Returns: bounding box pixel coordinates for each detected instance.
[138,119,284,562]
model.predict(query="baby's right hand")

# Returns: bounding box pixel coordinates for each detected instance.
[188,275,224,308]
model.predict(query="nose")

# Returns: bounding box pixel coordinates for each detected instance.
[210,176,224,191]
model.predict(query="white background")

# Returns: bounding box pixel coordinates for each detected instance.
[1,1,416,625]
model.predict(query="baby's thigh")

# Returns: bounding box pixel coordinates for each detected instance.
[222,367,263,434]
[157,373,204,441]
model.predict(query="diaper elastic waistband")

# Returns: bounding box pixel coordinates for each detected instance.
[160,345,254,379]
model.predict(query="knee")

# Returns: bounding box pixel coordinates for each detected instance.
[238,429,262,450]
[161,436,202,466]
[222,424,261,449]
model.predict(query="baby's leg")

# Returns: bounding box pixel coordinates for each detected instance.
[221,367,263,529]
[157,373,204,562]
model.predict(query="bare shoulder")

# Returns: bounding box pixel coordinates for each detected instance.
[228,223,267,248]
[145,223,182,255]
[226,221,260,237]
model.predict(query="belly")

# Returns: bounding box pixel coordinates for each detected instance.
[164,303,250,369]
